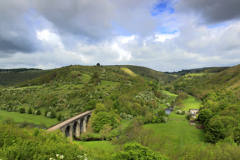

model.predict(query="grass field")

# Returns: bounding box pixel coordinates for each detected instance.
[182,95,201,111]
[161,90,178,98]
[145,120,205,148]
[74,141,116,151]
[168,112,186,119]
[0,110,59,127]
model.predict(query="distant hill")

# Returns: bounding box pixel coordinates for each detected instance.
[165,67,230,76]
[105,65,178,83]
[172,64,240,98]
[0,68,51,86]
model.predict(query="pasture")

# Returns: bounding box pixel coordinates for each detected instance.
[0,110,59,127]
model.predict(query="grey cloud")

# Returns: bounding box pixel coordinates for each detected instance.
[32,0,159,40]
[0,0,44,55]
[175,0,240,24]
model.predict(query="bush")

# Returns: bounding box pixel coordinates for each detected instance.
[113,142,169,160]
[176,110,181,114]
[181,111,185,115]
[152,115,156,123]
[36,110,41,115]
[19,108,25,114]
[57,114,62,121]
[50,111,57,118]
[28,108,32,114]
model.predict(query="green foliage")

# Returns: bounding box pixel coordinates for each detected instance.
[19,108,25,113]
[28,107,32,114]
[36,110,41,115]
[0,69,50,86]
[205,116,238,143]
[234,126,240,145]
[0,123,86,160]
[92,112,118,133]
[198,109,212,125]
[94,103,106,114]
[57,113,62,121]
[181,110,185,115]
[50,110,57,118]
[113,142,169,160]
[152,115,156,123]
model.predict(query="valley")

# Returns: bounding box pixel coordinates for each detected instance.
[0,64,240,159]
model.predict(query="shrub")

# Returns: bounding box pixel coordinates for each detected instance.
[176,110,181,114]
[50,111,57,118]
[36,110,41,115]
[152,115,156,123]
[19,108,25,114]
[113,142,169,160]
[181,111,185,115]
[57,114,62,121]
[28,108,32,114]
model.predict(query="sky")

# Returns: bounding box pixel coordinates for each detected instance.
[0,0,240,72]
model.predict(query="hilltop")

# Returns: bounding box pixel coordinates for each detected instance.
[171,64,240,99]
[105,65,178,83]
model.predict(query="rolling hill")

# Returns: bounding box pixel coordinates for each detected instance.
[105,65,178,83]
[0,68,51,86]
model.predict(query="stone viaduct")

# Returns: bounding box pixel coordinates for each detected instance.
[48,110,92,140]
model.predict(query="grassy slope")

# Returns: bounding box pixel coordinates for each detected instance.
[0,72,121,127]
[0,69,50,86]
[145,120,205,147]
[105,65,178,83]
[182,95,201,111]
[161,90,178,98]
[120,68,137,77]
[0,110,58,127]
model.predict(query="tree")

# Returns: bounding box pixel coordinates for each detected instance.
[198,109,212,125]
[57,114,62,121]
[50,111,56,118]
[28,108,32,114]
[99,124,112,140]
[36,110,41,115]
[92,112,117,132]
[96,63,100,66]
[19,108,25,114]
[94,103,106,114]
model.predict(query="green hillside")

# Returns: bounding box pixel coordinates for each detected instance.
[105,65,178,83]
[169,64,240,144]
[1,64,240,159]
[0,65,171,129]
[165,66,229,76]
[0,68,51,86]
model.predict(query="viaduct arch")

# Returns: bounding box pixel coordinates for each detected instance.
[48,111,92,140]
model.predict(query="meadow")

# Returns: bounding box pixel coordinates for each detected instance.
[0,109,58,127]
[145,119,205,148]
[182,95,201,111]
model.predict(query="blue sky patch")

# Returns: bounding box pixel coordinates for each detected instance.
[150,1,175,16]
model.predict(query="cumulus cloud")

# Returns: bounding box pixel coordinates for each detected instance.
[0,0,240,72]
